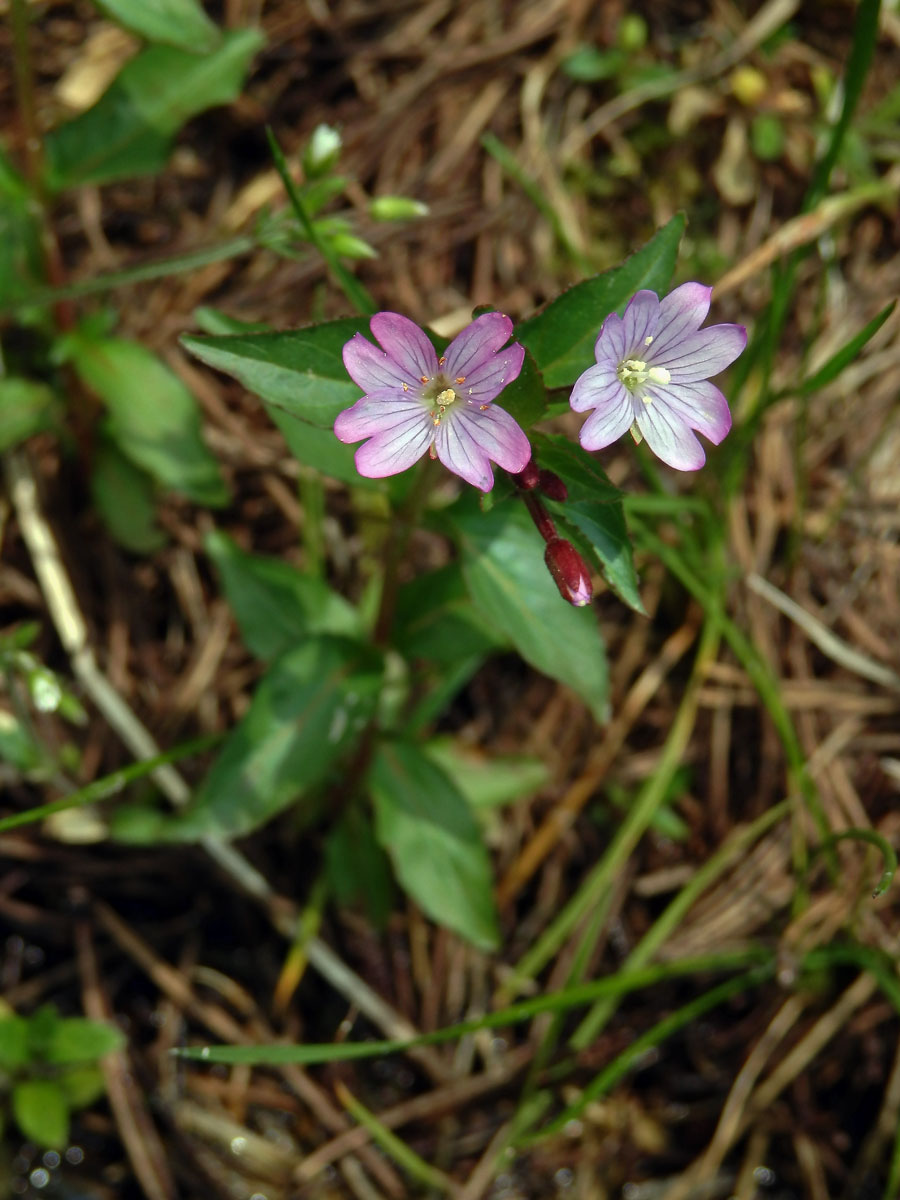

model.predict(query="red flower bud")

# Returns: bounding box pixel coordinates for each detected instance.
[544,538,593,607]
[513,457,540,490]
[538,469,568,501]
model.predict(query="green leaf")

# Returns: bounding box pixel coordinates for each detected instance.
[424,737,549,809]
[63,331,228,506]
[325,807,394,928]
[515,215,685,387]
[44,1018,125,1065]
[495,344,548,430]
[43,29,264,192]
[535,434,643,612]
[799,300,896,396]
[205,529,360,659]
[370,739,499,950]
[0,1016,31,1070]
[182,319,376,485]
[91,0,223,52]
[91,435,167,553]
[114,638,382,842]
[449,498,609,721]
[0,379,59,452]
[12,1080,70,1148]
[393,564,503,666]
[192,306,271,335]
[58,1065,107,1110]
[0,147,44,305]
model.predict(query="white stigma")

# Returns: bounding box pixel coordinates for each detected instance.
[617,358,671,395]
[435,388,457,405]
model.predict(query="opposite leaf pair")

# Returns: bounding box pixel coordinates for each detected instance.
[334,284,747,487]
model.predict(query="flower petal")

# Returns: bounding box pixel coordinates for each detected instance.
[455,402,531,473]
[370,312,439,382]
[647,282,712,360]
[593,311,627,363]
[636,400,706,471]
[343,332,423,392]
[457,340,525,404]
[653,379,732,445]
[334,390,427,442]
[578,393,634,451]
[434,410,495,491]
[653,323,747,382]
[444,312,515,379]
[569,361,624,413]
[353,412,434,478]
[621,290,659,356]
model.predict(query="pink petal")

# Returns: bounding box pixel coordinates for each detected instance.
[370,312,439,382]
[443,312,515,380]
[578,393,634,451]
[648,282,712,360]
[458,341,525,404]
[454,402,531,473]
[343,332,422,392]
[354,412,435,478]
[635,401,706,471]
[334,390,427,442]
[621,290,660,355]
[569,361,623,413]
[434,411,495,491]
[653,324,747,382]
[654,380,732,445]
[593,311,627,363]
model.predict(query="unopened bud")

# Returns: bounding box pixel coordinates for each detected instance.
[369,195,429,221]
[544,538,593,607]
[513,458,540,490]
[538,469,567,501]
[303,124,342,177]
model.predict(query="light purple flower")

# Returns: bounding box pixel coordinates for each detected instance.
[570,283,747,471]
[335,312,530,491]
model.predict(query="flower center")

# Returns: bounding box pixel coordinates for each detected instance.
[617,358,671,396]
[422,374,462,426]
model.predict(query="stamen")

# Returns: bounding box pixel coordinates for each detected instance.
[402,382,409,391]
[420,375,429,384]
[455,376,466,384]
[644,335,654,346]
[438,356,446,366]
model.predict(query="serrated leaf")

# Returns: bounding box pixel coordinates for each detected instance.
[44,29,263,191]
[91,435,167,553]
[516,215,685,387]
[182,319,377,485]
[449,498,609,721]
[64,332,228,506]
[12,1080,70,1148]
[206,529,360,659]
[44,1018,125,1064]
[91,0,223,53]
[114,638,382,842]
[535,434,643,612]
[370,739,499,950]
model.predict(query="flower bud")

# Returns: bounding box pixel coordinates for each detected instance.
[369,195,429,221]
[513,458,540,490]
[538,469,568,501]
[303,124,342,177]
[544,538,593,607]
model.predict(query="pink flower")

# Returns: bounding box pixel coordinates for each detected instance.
[335,312,530,491]
[570,283,747,471]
